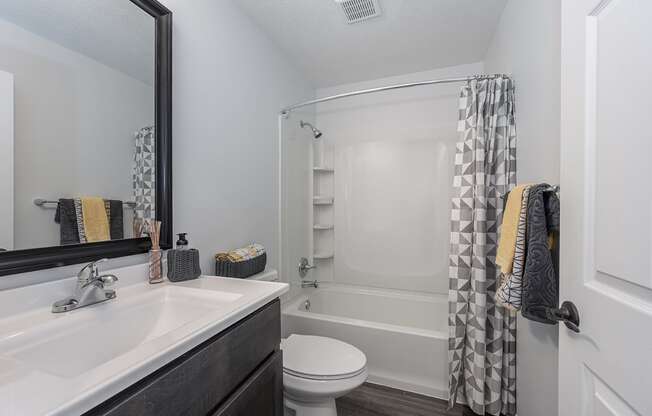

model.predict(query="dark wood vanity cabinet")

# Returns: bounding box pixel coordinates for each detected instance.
[85,299,283,416]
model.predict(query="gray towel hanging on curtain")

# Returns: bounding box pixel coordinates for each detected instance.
[521,184,560,324]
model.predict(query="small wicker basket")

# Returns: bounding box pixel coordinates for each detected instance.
[215,252,267,278]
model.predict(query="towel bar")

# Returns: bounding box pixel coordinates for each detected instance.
[33,198,136,209]
[501,184,559,200]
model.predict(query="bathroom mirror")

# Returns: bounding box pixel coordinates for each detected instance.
[0,0,172,276]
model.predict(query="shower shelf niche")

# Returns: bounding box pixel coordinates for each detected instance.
[310,138,335,282]
[313,224,334,230]
[313,196,334,205]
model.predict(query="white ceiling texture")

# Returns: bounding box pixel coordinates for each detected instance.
[235,0,508,88]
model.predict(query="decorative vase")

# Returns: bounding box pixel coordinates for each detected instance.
[149,249,163,284]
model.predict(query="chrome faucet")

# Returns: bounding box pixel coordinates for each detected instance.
[52,258,119,313]
[298,258,319,288]
[301,280,319,288]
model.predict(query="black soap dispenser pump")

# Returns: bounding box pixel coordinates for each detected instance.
[176,233,189,250]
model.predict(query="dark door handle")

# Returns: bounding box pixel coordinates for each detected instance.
[550,300,580,333]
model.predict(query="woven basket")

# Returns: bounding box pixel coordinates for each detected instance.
[215,252,266,278]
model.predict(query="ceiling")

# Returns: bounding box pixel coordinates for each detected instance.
[0,0,154,85]
[236,0,507,88]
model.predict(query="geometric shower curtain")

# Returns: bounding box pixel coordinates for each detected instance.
[448,76,517,415]
[132,126,156,228]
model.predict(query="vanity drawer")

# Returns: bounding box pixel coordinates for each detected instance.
[211,350,283,416]
[86,299,281,416]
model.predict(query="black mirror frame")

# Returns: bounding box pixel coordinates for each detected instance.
[0,0,172,277]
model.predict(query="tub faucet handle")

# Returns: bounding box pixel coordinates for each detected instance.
[298,257,315,278]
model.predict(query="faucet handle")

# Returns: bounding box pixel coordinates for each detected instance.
[298,257,316,278]
[78,258,109,282]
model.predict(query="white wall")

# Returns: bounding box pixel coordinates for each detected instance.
[0,0,314,290]
[313,62,483,294]
[0,70,13,251]
[159,0,314,276]
[483,1,561,415]
[0,17,153,249]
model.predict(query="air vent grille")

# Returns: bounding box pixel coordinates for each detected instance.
[337,0,382,24]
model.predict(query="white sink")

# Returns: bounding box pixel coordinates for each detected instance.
[1,286,242,378]
[0,264,288,416]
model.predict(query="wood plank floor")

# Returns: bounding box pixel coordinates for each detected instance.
[336,383,476,416]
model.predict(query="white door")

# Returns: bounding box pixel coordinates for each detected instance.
[560,1,652,415]
[0,70,13,251]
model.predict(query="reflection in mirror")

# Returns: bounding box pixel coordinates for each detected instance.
[0,0,155,251]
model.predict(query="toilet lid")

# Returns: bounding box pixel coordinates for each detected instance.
[281,335,367,380]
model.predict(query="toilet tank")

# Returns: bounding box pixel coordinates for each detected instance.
[244,269,279,282]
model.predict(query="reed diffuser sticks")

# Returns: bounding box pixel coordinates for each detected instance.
[149,219,161,250]
[133,218,144,238]
[147,219,163,284]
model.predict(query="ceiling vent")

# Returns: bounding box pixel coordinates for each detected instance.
[335,0,382,24]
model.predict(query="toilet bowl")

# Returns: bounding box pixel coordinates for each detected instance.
[281,334,367,416]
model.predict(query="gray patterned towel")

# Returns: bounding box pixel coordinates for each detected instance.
[521,184,560,324]
[73,198,87,244]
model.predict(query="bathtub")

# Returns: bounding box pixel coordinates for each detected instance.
[281,284,448,399]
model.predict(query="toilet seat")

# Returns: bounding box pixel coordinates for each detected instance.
[281,335,367,380]
[284,365,367,381]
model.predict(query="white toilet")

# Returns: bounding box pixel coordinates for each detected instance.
[281,334,368,416]
[243,271,367,415]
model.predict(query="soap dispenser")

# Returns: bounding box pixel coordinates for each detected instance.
[176,233,189,250]
[167,233,201,281]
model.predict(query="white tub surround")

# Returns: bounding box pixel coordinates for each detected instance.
[282,284,447,398]
[0,264,288,416]
[310,63,483,291]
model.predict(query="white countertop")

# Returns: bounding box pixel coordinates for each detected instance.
[0,264,288,416]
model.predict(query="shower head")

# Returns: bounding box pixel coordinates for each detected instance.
[300,120,322,139]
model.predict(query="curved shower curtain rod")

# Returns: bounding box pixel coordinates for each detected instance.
[280,73,510,115]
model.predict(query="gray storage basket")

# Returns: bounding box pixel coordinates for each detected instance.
[215,252,266,278]
[167,249,202,282]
